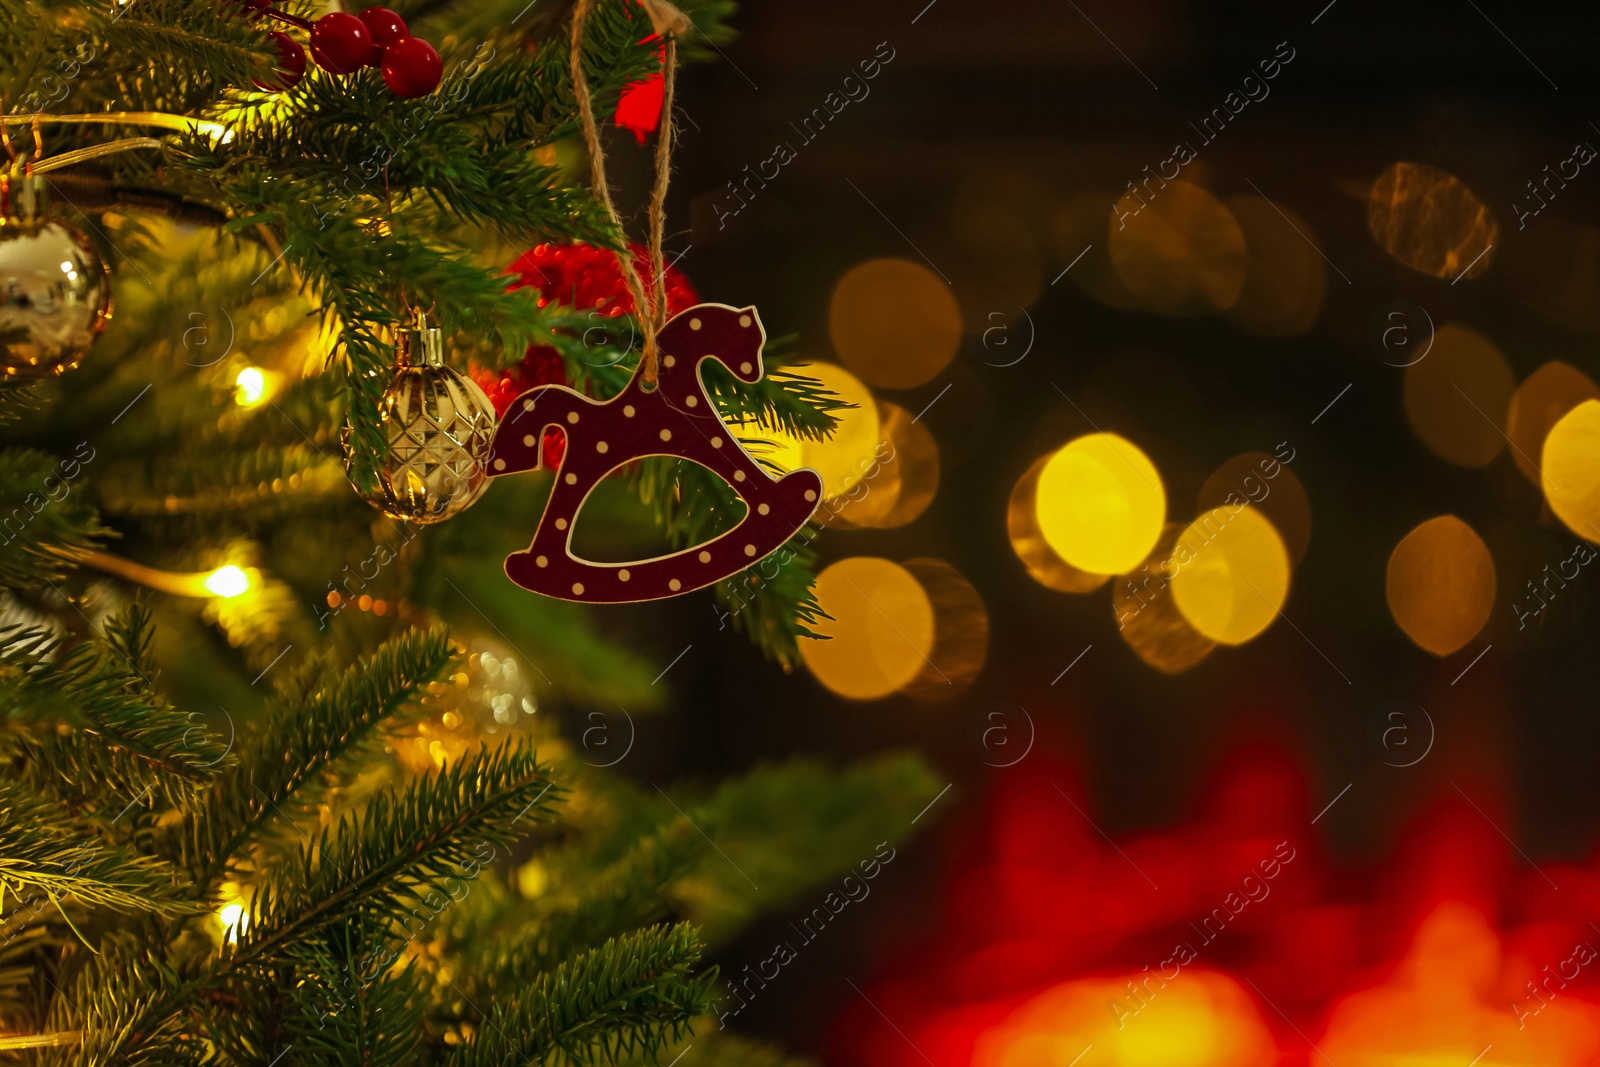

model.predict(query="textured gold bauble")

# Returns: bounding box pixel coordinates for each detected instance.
[344,324,497,523]
[0,177,112,380]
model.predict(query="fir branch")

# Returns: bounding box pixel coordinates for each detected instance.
[445,923,713,1067]
[0,782,194,919]
[656,755,940,944]
[467,818,705,992]
[0,449,108,591]
[7,604,229,812]
[230,742,560,970]
[713,527,826,668]
[189,626,455,885]
[39,939,202,1067]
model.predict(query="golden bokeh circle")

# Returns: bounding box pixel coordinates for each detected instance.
[1113,523,1216,674]
[1385,515,1496,656]
[1035,434,1166,576]
[1197,451,1312,566]
[1225,196,1326,338]
[1170,505,1290,645]
[1007,453,1111,594]
[1542,399,1600,542]
[831,401,939,529]
[741,362,882,501]
[1368,162,1499,281]
[828,258,962,390]
[801,557,934,701]
[1403,324,1514,468]
[1108,180,1247,316]
[1508,362,1600,486]
[901,558,989,701]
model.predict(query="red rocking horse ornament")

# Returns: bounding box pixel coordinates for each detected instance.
[486,303,824,603]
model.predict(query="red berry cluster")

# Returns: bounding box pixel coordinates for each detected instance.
[240,4,442,99]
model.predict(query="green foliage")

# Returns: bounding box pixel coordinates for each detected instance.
[0,449,107,591]
[185,626,456,885]
[5,604,228,811]
[0,1,942,1063]
[442,924,714,1067]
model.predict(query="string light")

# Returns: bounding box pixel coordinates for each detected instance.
[67,549,258,599]
[202,565,252,599]
[234,366,269,407]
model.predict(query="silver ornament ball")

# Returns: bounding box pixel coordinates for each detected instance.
[0,177,112,380]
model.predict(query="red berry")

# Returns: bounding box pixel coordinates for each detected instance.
[380,37,441,98]
[310,12,377,75]
[359,7,409,49]
[253,30,306,91]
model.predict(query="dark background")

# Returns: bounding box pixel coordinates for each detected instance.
[593,0,1600,1055]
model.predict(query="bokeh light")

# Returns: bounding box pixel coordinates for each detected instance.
[1108,180,1247,316]
[1036,434,1166,576]
[1368,162,1499,280]
[900,558,988,701]
[1322,904,1600,1067]
[829,258,961,389]
[1403,324,1514,468]
[832,401,939,529]
[1196,451,1312,566]
[1008,454,1111,594]
[1224,196,1325,338]
[1508,361,1600,486]
[1113,524,1216,674]
[1542,399,1600,542]
[1385,515,1496,656]
[972,971,1277,1067]
[801,557,934,701]
[738,362,881,501]
[1170,506,1290,645]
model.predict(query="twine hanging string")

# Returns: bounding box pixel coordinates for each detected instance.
[569,0,687,387]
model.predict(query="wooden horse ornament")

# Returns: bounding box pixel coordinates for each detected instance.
[487,303,824,602]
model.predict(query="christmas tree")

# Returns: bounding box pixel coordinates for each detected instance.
[0,0,938,1060]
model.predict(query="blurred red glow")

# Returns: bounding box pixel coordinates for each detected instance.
[829,750,1600,1066]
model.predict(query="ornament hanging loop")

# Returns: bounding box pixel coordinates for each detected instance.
[569,0,683,388]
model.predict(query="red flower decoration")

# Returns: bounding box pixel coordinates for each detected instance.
[474,242,699,469]
[615,38,666,144]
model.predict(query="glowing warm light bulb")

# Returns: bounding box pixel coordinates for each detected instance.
[1035,434,1166,575]
[1385,515,1495,656]
[216,883,249,943]
[234,366,268,407]
[217,903,246,941]
[203,565,252,598]
[1542,399,1600,541]
[1170,506,1290,645]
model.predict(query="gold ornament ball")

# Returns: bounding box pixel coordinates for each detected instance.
[344,323,497,524]
[0,178,112,380]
